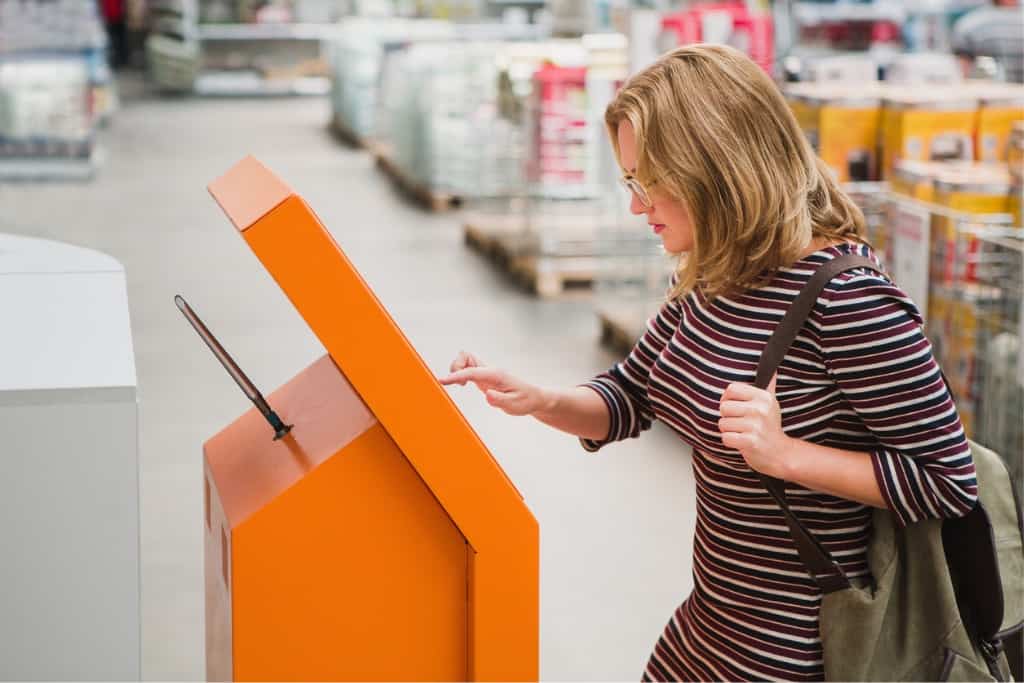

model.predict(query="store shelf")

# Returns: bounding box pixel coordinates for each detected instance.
[192,22,337,97]
[197,23,339,41]
[194,71,328,96]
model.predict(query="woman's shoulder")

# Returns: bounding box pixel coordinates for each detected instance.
[813,243,924,325]
[820,242,891,287]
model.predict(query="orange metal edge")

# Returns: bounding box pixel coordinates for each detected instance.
[208,155,294,232]
[469,539,540,680]
[212,168,538,677]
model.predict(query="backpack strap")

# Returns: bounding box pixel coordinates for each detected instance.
[754,252,883,594]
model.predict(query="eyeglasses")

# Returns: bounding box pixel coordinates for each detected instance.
[619,174,659,208]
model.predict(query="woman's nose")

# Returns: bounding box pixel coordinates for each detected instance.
[628,192,648,215]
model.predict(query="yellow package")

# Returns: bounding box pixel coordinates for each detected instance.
[890,160,922,198]
[933,164,1012,284]
[946,288,1002,440]
[966,81,1024,163]
[935,167,1013,214]
[891,160,945,202]
[925,287,953,364]
[881,87,977,179]
[1012,180,1023,227]
[787,83,882,182]
[943,296,977,436]
[1010,121,1024,182]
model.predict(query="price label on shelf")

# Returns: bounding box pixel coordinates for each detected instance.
[890,200,932,315]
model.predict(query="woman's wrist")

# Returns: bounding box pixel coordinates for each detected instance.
[532,386,559,419]
[773,436,803,481]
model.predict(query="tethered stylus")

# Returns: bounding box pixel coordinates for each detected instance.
[175,295,293,440]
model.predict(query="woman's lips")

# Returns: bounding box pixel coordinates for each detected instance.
[652,224,666,235]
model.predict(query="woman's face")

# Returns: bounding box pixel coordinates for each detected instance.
[616,120,694,254]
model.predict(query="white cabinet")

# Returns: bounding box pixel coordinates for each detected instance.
[0,233,139,681]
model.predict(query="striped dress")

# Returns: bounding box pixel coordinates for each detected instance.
[581,242,978,682]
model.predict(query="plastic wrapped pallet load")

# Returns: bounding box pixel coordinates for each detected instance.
[378,40,513,198]
[377,38,601,202]
[327,18,454,143]
[147,34,201,93]
[0,58,95,171]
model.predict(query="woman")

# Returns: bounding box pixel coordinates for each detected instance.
[440,44,977,681]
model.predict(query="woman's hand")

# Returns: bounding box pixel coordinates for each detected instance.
[718,375,793,479]
[439,352,550,417]
[449,350,483,373]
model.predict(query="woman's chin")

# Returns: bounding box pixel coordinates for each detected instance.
[661,241,692,256]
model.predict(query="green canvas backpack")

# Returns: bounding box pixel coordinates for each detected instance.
[756,253,1024,681]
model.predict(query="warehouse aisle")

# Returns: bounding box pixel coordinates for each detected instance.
[0,79,695,680]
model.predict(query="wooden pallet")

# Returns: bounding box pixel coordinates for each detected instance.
[463,218,535,270]
[511,254,599,298]
[372,145,461,212]
[464,221,595,297]
[597,305,649,353]
[328,114,365,149]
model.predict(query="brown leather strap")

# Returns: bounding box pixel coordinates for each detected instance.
[754,253,883,594]
[754,254,881,389]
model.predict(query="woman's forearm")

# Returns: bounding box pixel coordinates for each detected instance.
[532,386,610,441]
[779,437,887,509]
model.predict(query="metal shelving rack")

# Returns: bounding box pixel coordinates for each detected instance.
[148,0,347,96]
[193,21,340,96]
[971,228,1023,481]
[880,189,1022,473]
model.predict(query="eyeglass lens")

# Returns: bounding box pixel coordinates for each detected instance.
[621,177,651,207]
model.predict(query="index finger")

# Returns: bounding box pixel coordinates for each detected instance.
[439,366,502,386]
[449,351,482,373]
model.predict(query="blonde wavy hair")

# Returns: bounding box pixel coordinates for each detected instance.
[605,44,868,301]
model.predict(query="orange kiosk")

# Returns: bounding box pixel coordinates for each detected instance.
[202,157,539,682]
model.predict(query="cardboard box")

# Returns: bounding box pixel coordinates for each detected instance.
[1009,121,1024,182]
[966,81,1024,163]
[881,88,977,178]
[787,82,882,182]
[932,164,1012,284]
[1011,179,1022,227]
[891,159,945,202]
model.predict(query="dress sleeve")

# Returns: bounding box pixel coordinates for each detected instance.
[818,272,978,526]
[580,289,682,452]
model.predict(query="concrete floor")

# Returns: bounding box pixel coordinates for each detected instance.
[1,77,696,680]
